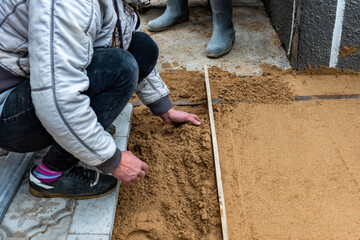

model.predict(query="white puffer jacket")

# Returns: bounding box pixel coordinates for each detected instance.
[0,0,171,172]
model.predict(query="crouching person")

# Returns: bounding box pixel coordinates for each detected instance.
[0,0,200,199]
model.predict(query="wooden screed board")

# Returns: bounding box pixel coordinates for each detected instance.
[204,65,229,240]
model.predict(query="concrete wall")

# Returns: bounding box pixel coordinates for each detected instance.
[262,0,294,55]
[263,0,360,71]
[297,0,337,69]
[337,1,360,71]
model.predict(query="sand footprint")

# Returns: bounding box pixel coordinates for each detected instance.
[126,229,160,240]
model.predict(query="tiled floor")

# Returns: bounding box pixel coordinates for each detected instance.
[0,104,133,240]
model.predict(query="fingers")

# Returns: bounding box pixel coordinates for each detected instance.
[194,115,201,122]
[186,113,201,126]
[125,181,133,186]
[113,151,148,186]
[138,170,146,178]
[124,176,142,186]
[142,161,149,170]
[162,108,201,126]
[126,164,146,185]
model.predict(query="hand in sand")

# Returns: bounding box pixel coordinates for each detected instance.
[160,108,201,126]
[111,151,148,186]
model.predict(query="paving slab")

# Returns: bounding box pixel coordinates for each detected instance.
[140,5,290,75]
[0,104,133,240]
[0,152,36,223]
[66,235,109,240]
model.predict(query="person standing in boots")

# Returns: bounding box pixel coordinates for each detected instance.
[147,0,235,58]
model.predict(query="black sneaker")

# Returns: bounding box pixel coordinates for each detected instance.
[29,165,117,199]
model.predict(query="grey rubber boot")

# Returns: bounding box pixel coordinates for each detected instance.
[147,0,189,32]
[205,0,235,58]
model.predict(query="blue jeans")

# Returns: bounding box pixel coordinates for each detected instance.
[0,32,158,171]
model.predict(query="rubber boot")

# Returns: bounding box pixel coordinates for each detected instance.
[147,0,189,32]
[205,0,235,58]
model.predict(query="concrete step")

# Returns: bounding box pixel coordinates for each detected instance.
[0,104,133,240]
[0,152,36,223]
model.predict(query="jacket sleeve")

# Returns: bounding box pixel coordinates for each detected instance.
[131,14,172,115]
[28,0,120,173]
[135,67,173,116]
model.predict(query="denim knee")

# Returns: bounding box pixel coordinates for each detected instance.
[127,32,159,82]
[111,48,139,91]
[140,34,159,78]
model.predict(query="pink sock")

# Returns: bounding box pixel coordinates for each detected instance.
[32,162,63,183]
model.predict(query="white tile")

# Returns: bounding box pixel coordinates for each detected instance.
[65,105,132,235]
[114,137,128,151]
[0,152,35,223]
[67,234,108,240]
[31,215,71,240]
[0,180,74,239]
[113,104,133,137]
[68,183,120,235]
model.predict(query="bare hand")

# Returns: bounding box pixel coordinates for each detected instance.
[160,108,201,126]
[111,151,148,186]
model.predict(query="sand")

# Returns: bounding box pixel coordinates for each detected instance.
[112,105,221,240]
[212,66,360,239]
[162,66,295,104]
[113,66,360,239]
[339,46,358,58]
[216,101,360,239]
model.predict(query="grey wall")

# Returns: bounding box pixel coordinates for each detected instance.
[297,0,337,70]
[262,0,294,51]
[263,0,360,71]
[337,1,360,71]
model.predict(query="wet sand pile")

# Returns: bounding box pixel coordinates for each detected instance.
[216,101,360,239]
[113,66,295,240]
[162,66,295,104]
[162,68,207,103]
[208,66,294,103]
[212,66,360,238]
[113,65,360,239]
[112,105,221,240]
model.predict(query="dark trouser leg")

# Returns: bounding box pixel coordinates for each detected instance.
[127,32,159,82]
[0,80,53,152]
[0,48,138,171]
[103,32,159,136]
